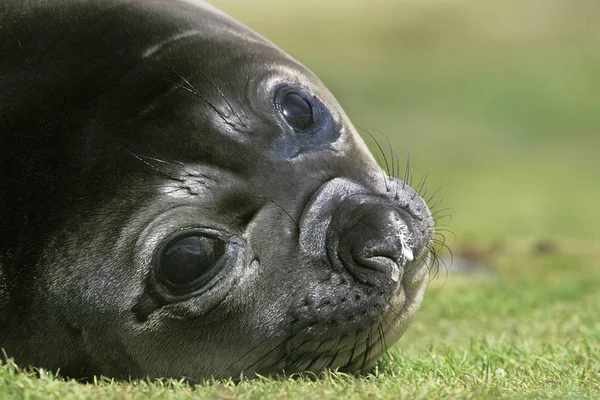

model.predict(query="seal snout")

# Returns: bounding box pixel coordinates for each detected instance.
[331,197,415,285]
[298,177,431,283]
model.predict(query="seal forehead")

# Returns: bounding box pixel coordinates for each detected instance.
[133,0,341,116]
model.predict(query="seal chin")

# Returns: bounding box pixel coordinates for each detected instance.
[276,254,431,375]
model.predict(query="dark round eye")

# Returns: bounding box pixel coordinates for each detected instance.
[157,234,226,289]
[280,92,314,131]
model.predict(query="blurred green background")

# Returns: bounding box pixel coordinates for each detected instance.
[212,0,600,244]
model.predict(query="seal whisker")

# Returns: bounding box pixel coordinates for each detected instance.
[377,323,388,360]
[162,77,233,128]
[431,205,453,216]
[408,153,414,188]
[380,312,402,336]
[243,334,311,375]
[119,146,185,182]
[266,336,310,371]
[426,187,442,205]
[270,200,299,230]
[138,155,185,167]
[232,91,251,121]
[161,77,197,96]
[358,127,391,192]
[394,149,402,181]
[372,126,401,180]
[425,190,444,213]
[385,136,397,181]
[298,153,328,182]
[380,131,402,180]
[195,70,247,128]
[224,333,284,373]
[433,232,449,250]
[431,243,450,266]
[433,228,456,248]
[433,241,455,272]
[346,329,361,367]
[431,207,454,221]
[429,246,451,280]
[160,188,189,195]
[415,170,431,198]
[161,64,239,130]
[326,349,341,370]
[402,153,412,189]
[360,322,376,371]
[438,248,453,273]
[432,220,452,232]
[137,155,201,179]
[363,125,400,179]
[432,216,452,226]
[240,343,285,376]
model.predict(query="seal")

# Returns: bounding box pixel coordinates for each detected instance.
[0,0,436,380]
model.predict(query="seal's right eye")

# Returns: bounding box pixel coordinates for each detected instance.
[280,92,314,131]
[157,234,226,291]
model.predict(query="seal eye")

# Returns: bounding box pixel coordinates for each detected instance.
[274,86,338,158]
[280,92,314,130]
[158,234,226,289]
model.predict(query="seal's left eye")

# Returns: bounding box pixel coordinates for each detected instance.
[280,92,314,131]
[158,234,225,290]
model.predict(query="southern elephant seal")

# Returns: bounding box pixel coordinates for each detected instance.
[0,0,436,380]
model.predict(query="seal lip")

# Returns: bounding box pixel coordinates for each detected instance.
[151,227,242,301]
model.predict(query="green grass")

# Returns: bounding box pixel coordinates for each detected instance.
[3,248,599,398]
[2,0,599,398]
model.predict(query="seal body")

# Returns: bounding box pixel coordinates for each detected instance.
[0,0,435,380]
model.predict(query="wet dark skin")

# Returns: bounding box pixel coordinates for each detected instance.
[0,0,435,380]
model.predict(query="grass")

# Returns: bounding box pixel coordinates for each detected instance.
[3,247,599,398]
[2,0,599,398]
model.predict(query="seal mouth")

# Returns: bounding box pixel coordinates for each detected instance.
[272,253,431,376]
[282,317,396,374]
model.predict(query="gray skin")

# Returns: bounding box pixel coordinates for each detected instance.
[0,0,435,380]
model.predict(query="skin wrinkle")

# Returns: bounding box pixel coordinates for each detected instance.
[141,30,203,59]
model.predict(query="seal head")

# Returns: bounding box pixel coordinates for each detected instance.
[0,0,435,380]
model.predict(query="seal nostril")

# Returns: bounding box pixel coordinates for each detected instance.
[355,255,401,282]
[350,230,413,281]
[330,198,417,286]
